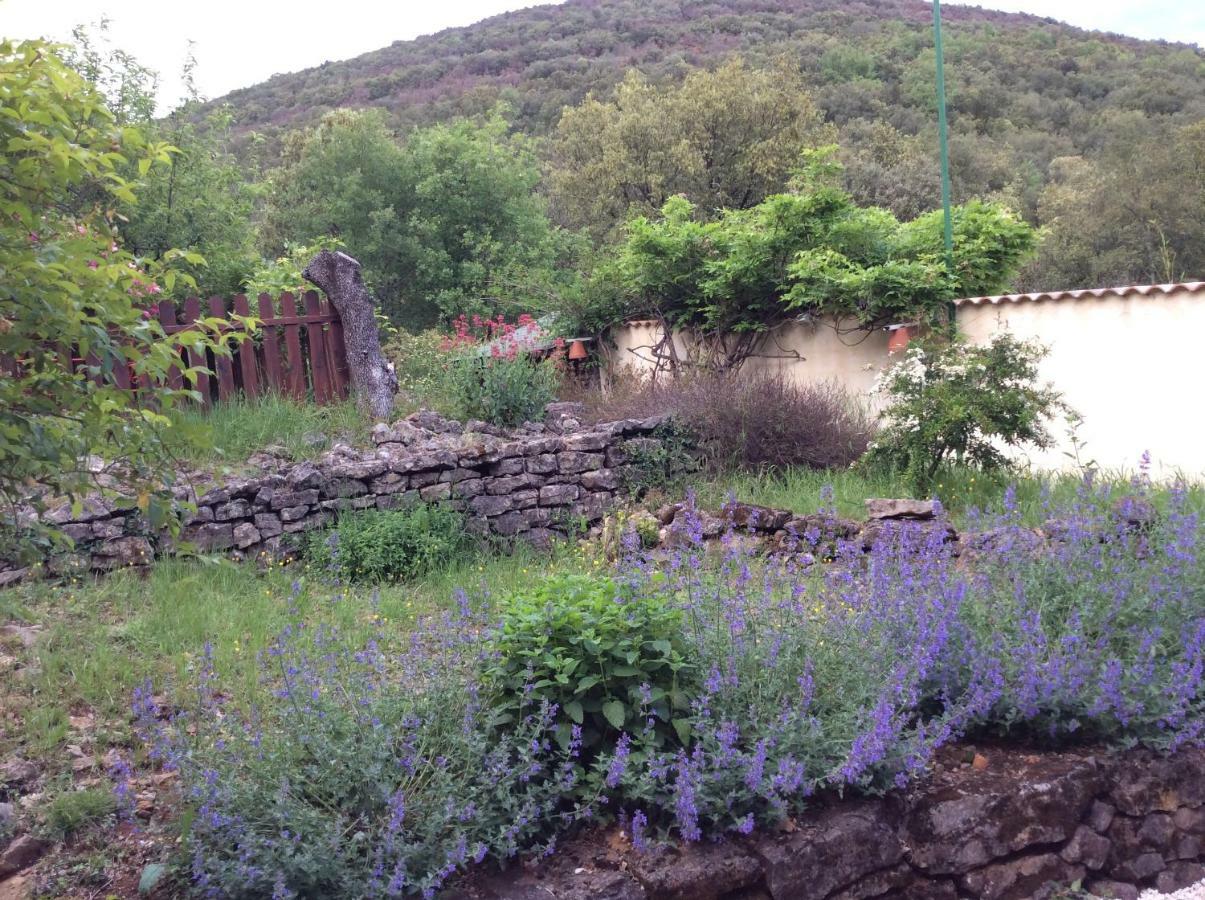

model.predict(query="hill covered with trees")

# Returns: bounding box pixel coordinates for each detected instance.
[201,0,1204,292]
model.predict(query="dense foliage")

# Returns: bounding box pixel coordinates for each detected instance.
[0,40,232,557]
[443,315,563,427]
[483,574,695,758]
[260,110,567,329]
[138,482,1204,895]
[200,0,1205,291]
[867,335,1066,491]
[606,159,1034,369]
[549,60,834,240]
[306,504,469,583]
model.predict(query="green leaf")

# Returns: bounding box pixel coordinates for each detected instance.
[564,700,584,724]
[672,718,692,746]
[139,863,167,895]
[602,700,626,730]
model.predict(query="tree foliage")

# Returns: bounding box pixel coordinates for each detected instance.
[261,109,565,328]
[549,59,834,240]
[0,40,232,557]
[606,154,1035,369]
[1020,118,1205,289]
[119,104,259,298]
[193,0,1205,290]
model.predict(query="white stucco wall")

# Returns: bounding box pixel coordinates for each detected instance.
[605,284,1205,477]
[956,286,1205,478]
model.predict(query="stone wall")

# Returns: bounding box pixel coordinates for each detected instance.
[8,406,666,580]
[454,744,1205,900]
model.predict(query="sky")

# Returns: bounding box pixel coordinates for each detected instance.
[2,0,1202,113]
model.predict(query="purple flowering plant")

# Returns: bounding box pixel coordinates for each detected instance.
[135,476,1203,896]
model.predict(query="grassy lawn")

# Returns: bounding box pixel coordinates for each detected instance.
[0,543,590,767]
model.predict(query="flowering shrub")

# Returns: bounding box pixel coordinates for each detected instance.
[866,334,1065,491]
[444,314,562,427]
[137,479,1203,895]
[482,575,696,765]
[306,504,468,583]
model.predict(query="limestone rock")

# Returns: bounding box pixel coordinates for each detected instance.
[865,498,936,520]
[0,834,48,879]
[959,852,1085,900]
[628,841,763,900]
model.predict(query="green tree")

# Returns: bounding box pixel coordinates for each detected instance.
[120,105,259,297]
[1021,118,1205,289]
[261,109,562,328]
[865,335,1066,491]
[65,28,259,298]
[548,58,835,241]
[0,40,233,557]
[608,154,1035,371]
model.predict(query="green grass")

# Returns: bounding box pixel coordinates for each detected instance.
[692,464,1205,527]
[0,543,588,764]
[44,788,116,840]
[167,394,374,467]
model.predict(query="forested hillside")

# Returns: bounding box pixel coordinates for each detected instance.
[203,0,1204,291]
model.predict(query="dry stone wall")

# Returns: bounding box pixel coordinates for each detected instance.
[7,406,667,580]
[453,745,1205,900]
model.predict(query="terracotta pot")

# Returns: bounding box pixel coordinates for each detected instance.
[887,325,913,353]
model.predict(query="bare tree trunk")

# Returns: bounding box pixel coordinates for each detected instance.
[303,250,397,420]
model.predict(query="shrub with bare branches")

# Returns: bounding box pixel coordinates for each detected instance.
[579,372,873,472]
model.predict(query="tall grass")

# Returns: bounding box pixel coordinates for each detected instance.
[168,394,374,466]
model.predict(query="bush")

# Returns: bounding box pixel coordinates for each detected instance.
[483,575,696,761]
[442,314,562,427]
[586,371,872,472]
[865,334,1066,491]
[0,41,235,559]
[135,615,581,898]
[449,354,561,428]
[306,504,468,583]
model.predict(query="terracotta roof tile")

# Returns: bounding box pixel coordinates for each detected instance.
[956,281,1204,306]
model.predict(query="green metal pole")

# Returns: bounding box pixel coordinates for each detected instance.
[933,0,957,331]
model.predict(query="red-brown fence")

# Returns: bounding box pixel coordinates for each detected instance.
[1,291,351,410]
[160,291,350,409]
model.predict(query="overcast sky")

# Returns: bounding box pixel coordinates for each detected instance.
[2,0,1202,112]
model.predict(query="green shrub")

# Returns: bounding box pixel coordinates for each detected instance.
[383,328,456,412]
[306,504,469,583]
[865,334,1066,492]
[483,574,696,762]
[44,788,115,839]
[448,354,561,427]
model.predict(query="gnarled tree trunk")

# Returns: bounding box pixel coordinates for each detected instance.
[303,250,398,420]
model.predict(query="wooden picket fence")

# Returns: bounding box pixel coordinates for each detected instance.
[1,290,351,410]
[158,291,351,409]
